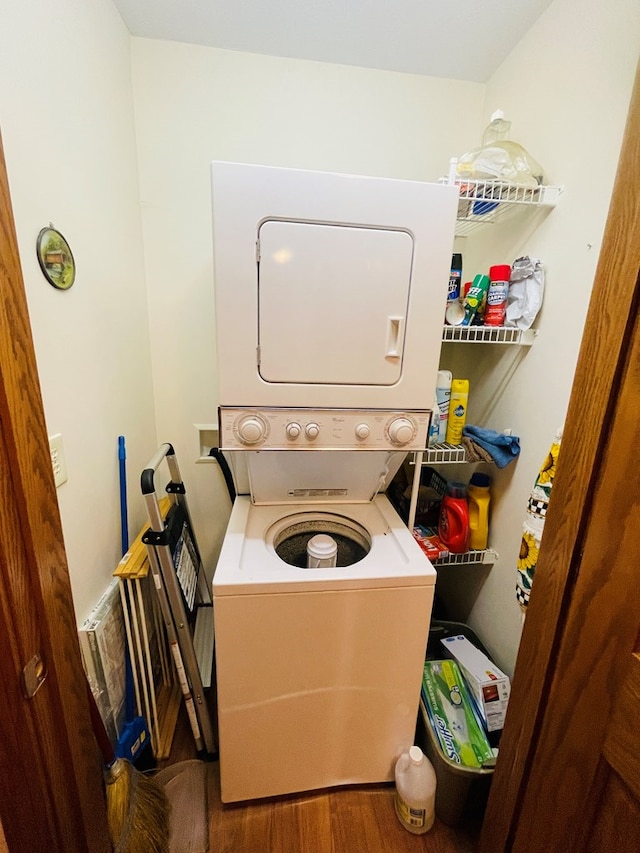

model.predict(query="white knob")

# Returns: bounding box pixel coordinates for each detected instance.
[388,417,415,446]
[286,422,301,439]
[237,416,266,445]
[355,423,370,440]
[305,423,320,440]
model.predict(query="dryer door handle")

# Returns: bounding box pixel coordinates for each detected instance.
[385,316,405,359]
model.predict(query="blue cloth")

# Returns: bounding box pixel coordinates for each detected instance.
[463,425,520,468]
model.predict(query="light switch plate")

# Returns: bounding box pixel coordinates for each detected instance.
[49,433,67,487]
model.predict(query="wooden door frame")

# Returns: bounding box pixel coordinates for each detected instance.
[480,60,640,852]
[0,133,110,850]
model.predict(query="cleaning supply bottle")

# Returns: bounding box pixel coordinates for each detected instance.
[482,109,511,146]
[394,745,437,835]
[445,254,465,324]
[428,391,440,447]
[435,369,452,444]
[445,379,469,445]
[438,482,470,553]
[467,472,491,550]
[461,274,490,326]
[485,265,511,327]
[447,253,463,304]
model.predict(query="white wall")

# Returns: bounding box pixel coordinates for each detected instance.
[0,0,157,622]
[437,0,640,672]
[129,39,485,575]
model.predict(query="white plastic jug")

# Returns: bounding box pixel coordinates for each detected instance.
[394,745,437,834]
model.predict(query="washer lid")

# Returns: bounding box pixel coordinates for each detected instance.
[243,449,407,505]
[213,495,436,595]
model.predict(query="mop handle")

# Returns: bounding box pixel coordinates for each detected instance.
[118,435,137,724]
[118,435,128,557]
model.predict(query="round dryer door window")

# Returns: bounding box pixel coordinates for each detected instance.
[267,512,371,569]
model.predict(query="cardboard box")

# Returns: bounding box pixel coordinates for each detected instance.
[422,660,494,769]
[413,525,449,561]
[441,635,510,732]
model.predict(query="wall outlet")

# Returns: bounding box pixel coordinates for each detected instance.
[49,433,68,487]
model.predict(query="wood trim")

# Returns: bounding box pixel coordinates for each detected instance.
[0,133,110,850]
[480,58,640,852]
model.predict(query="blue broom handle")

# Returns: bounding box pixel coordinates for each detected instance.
[118,435,135,723]
[118,436,128,556]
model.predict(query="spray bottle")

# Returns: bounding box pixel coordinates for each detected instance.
[462,275,490,326]
[435,370,452,444]
[445,379,469,445]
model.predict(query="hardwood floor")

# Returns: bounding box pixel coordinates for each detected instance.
[161,706,481,852]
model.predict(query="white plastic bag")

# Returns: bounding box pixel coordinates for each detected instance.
[456,141,544,189]
[505,256,544,330]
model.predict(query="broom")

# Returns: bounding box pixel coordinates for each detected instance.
[87,679,170,852]
[83,434,168,851]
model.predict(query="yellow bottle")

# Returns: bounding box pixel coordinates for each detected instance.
[445,379,469,445]
[467,472,491,550]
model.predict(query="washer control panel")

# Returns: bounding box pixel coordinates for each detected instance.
[219,407,431,450]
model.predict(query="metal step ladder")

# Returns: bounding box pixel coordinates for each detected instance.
[141,443,217,756]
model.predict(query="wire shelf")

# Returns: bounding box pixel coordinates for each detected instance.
[441,174,562,237]
[442,325,537,345]
[436,548,498,567]
[413,525,498,566]
[423,443,467,464]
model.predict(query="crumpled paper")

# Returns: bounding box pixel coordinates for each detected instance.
[505,256,544,330]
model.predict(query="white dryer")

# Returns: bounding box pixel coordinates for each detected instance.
[210,164,458,802]
[211,161,459,410]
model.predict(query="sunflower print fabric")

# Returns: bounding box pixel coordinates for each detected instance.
[516,427,563,610]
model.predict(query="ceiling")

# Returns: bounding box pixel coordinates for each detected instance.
[112,0,553,83]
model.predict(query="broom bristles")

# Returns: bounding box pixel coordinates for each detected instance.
[106,757,171,853]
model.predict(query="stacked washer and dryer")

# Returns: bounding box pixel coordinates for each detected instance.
[210,162,459,803]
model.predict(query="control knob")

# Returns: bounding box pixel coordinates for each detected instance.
[355,423,370,440]
[236,415,267,445]
[387,417,415,446]
[285,422,301,440]
[305,423,320,440]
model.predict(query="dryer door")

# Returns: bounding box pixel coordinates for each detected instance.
[257,220,413,386]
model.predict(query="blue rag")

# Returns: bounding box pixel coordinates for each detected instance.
[463,425,520,468]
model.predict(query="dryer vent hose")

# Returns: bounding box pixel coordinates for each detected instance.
[209,447,236,503]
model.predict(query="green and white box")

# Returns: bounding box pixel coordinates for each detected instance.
[441,634,511,732]
[422,660,494,769]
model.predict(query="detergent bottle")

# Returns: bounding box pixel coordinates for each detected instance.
[438,482,470,553]
[467,472,491,550]
[394,745,437,835]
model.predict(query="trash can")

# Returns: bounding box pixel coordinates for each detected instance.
[417,619,499,826]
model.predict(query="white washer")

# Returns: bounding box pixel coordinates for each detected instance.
[213,493,436,803]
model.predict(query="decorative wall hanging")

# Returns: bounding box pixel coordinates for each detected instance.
[516,425,563,611]
[36,226,75,290]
